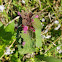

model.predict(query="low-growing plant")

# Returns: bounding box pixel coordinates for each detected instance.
[0,0,62,62]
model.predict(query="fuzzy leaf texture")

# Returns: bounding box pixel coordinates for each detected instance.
[0,21,16,57]
[32,18,42,29]
[10,51,22,62]
[18,31,35,55]
[36,55,62,62]
[32,18,43,47]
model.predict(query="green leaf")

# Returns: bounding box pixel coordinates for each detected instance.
[32,18,43,47]
[0,21,16,57]
[32,18,42,29]
[10,55,18,62]
[17,58,21,62]
[5,21,15,34]
[36,55,62,62]
[34,57,45,62]
[0,22,3,27]
[35,29,42,47]
[18,31,35,55]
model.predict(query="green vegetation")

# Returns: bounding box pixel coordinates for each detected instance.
[0,0,62,62]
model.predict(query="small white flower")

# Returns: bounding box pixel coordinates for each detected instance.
[54,20,59,24]
[45,35,51,39]
[58,24,61,28]
[41,23,44,26]
[5,47,14,55]
[11,51,13,54]
[56,45,62,54]
[22,0,25,4]
[44,29,48,33]
[5,47,11,55]
[58,50,62,54]
[41,34,51,39]
[0,5,5,12]
[57,46,61,50]
[54,24,61,30]
[5,52,11,55]
[42,18,45,22]
[41,35,45,39]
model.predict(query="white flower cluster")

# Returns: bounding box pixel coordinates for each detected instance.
[5,47,15,55]
[41,18,45,26]
[54,20,61,30]
[57,45,62,54]
[42,18,45,22]
[45,35,51,39]
[41,23,44,26]
[41,18,51,39]
[58,50,62,54]
[0,5,5,12]
[41,35,51,39]
[44,29,48,33]
[22,0,25,4]
[54,20,59,24]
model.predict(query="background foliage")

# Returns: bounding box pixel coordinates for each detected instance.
[0,0,62,62]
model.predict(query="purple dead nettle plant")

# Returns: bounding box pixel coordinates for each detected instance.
[18,11,21,16]
[35,15,39,18]
[23,26,28,33]
[22,41,25,46]
[30,26,34,30]
[33,29,35,32]
[32,19,34,22]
